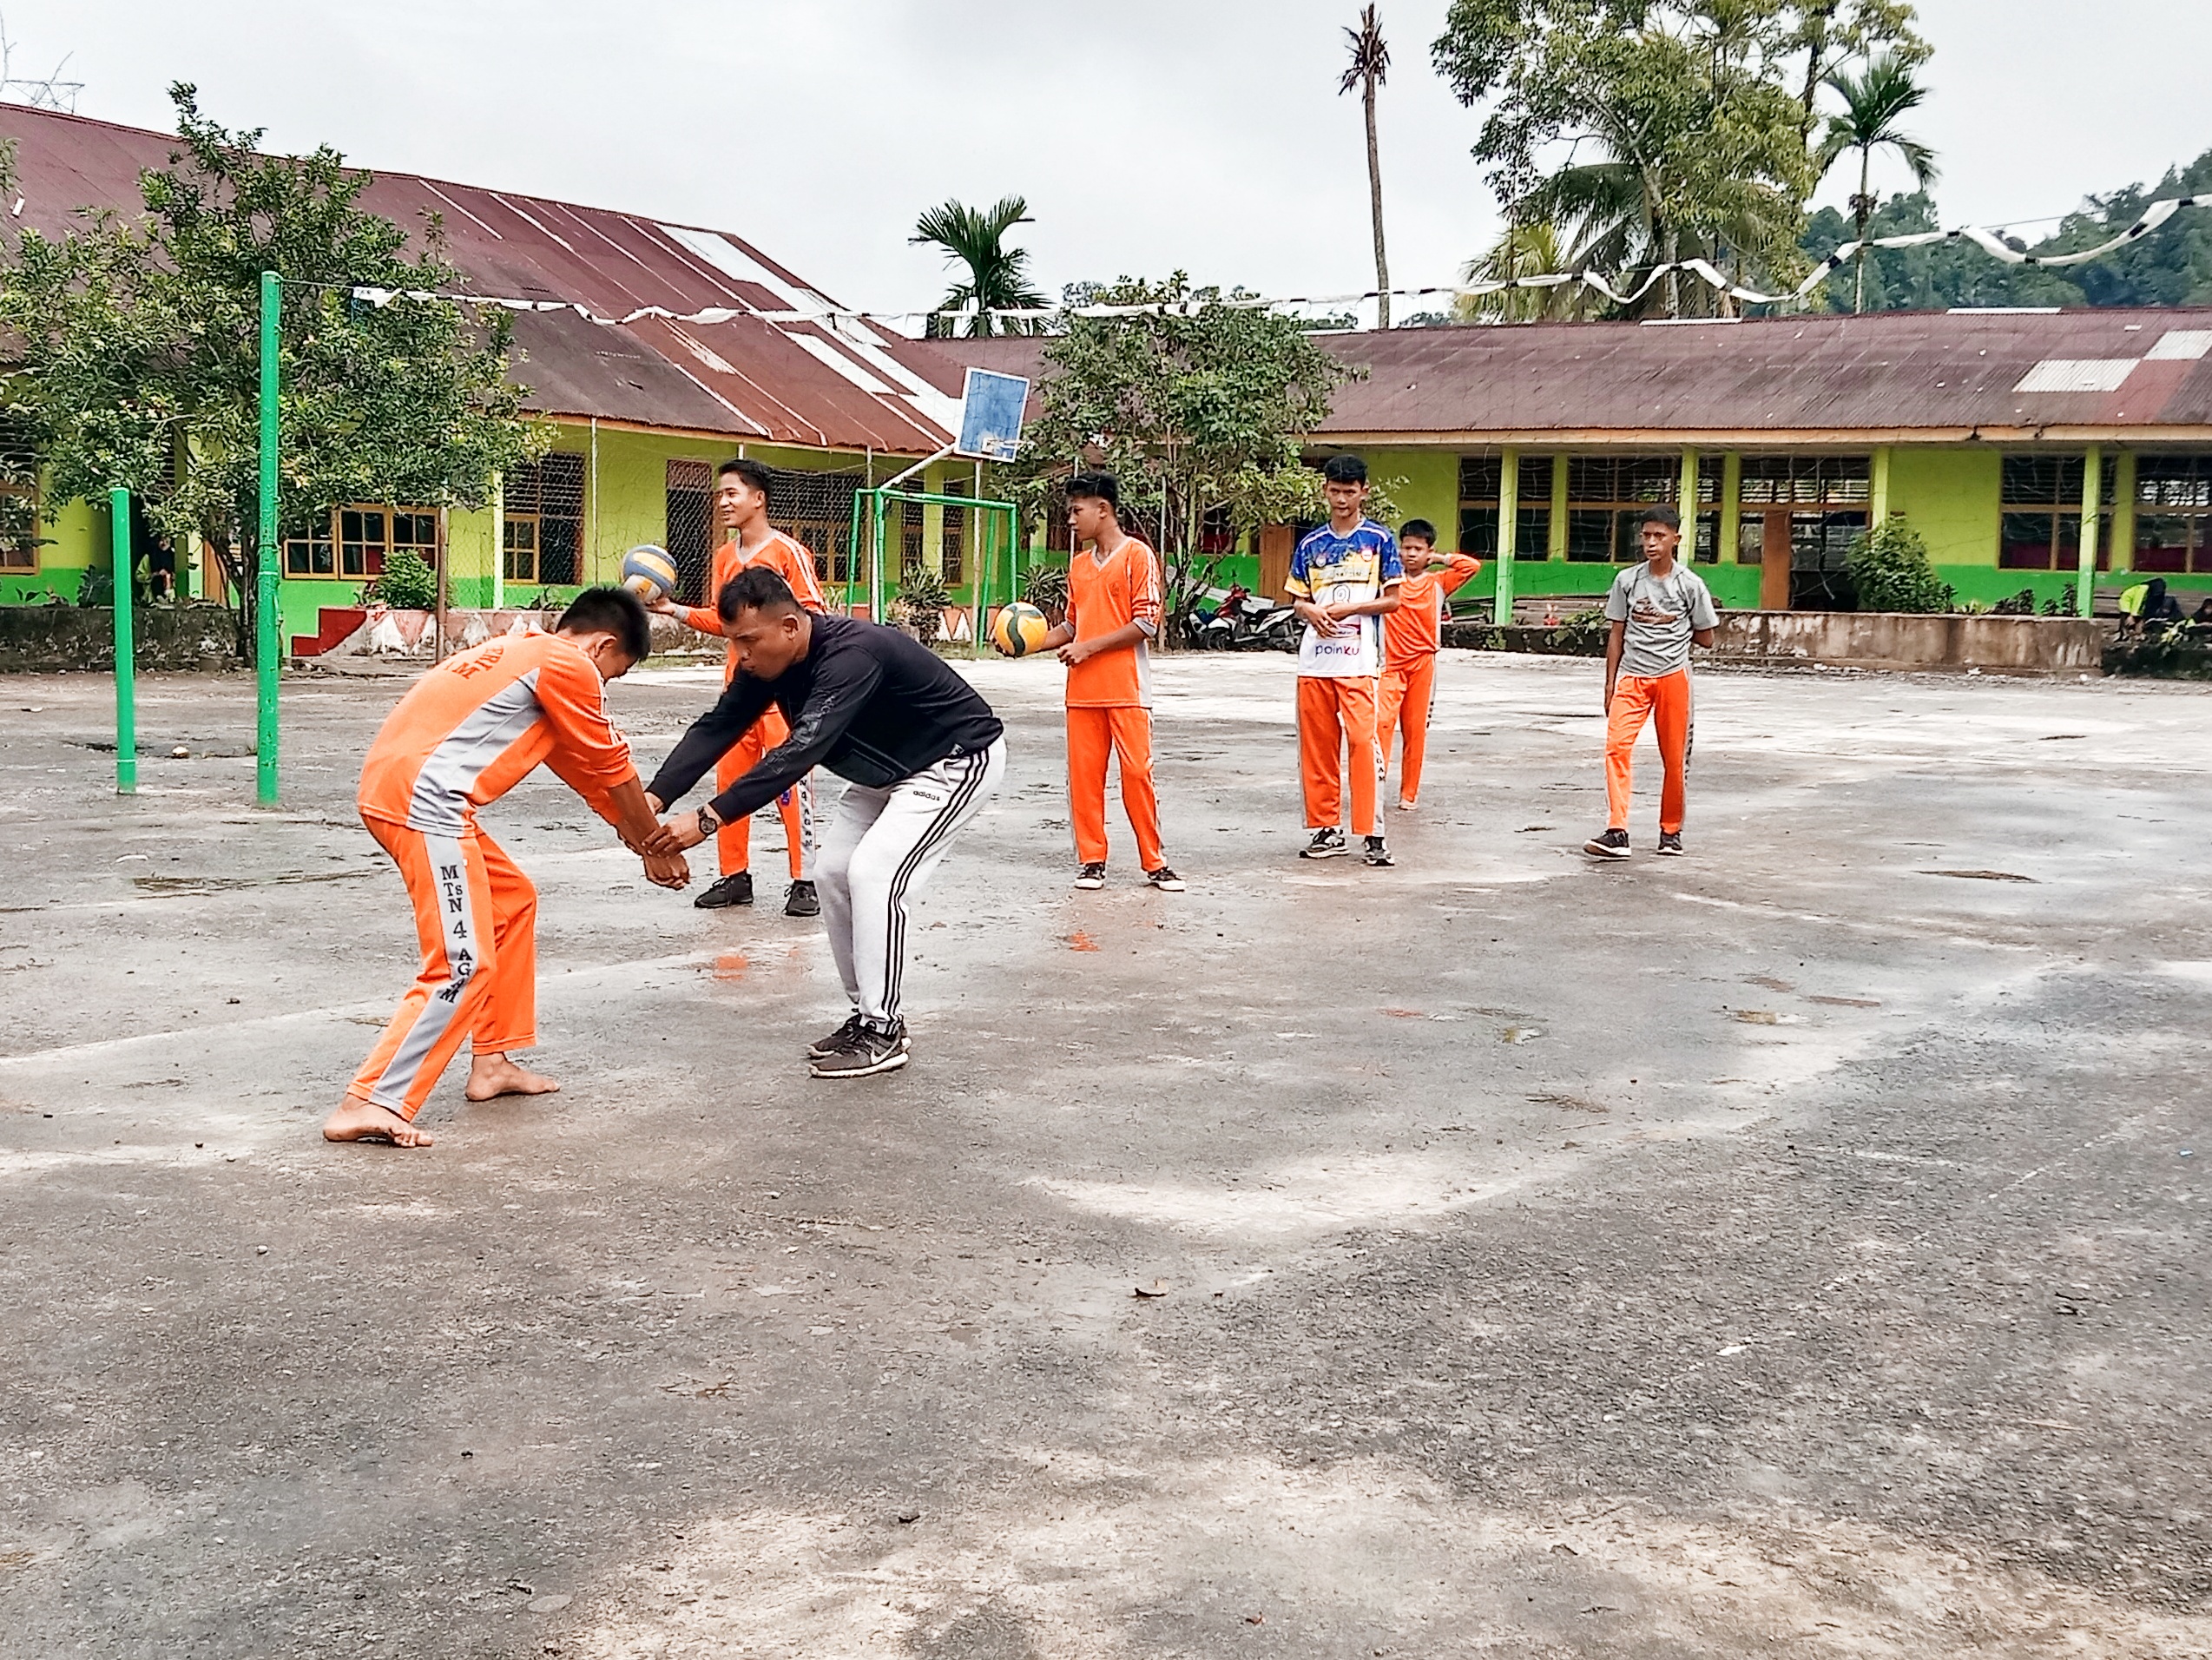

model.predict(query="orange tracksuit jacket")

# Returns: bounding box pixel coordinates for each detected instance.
[1379,555,1481,807]
[1063,537,1165,870]
[350,630,638,1120]
[675,532,826,879]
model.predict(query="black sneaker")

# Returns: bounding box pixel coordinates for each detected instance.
[694,871,754,908]
[1583,828,1632,860]
[785,879,820,916]
[1363,835,1394,867]
[809,1019,911,1078]
[1300,827,1348,860]
[1144,866,1185,892]
[1073,862,1107,890]
[806,1012,866,1061]
[1656,832,1685,857]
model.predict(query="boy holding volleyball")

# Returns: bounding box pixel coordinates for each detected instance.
[1035,473,1182,892]
[1287,453,1402,866]
[645,569,1006,1080]
[1377,520,1481,812]
[644,457,825,917]
[324,588,688,1149]
[1583,505,1718,859]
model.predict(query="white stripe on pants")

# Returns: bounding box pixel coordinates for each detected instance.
[818,738,1006,1027]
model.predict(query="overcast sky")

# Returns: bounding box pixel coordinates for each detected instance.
[10,0,2209,328]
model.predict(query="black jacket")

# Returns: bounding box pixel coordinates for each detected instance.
[647,614,1004,821]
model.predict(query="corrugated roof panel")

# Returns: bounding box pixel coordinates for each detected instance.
[2014,359,2136,392]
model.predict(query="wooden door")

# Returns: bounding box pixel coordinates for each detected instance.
[1759,511,1792,610]
[1258,524,1294,601]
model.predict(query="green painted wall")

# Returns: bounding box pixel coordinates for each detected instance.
[2,489,100,606]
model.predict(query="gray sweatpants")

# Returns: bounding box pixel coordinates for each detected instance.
[817,739,1006,1027]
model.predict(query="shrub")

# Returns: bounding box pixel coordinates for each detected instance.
[367,547,438,610]
[1845,522,1950,614]
[897,562,950,643]
[1022,561,1069,621]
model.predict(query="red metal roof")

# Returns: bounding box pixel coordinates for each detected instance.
[0,102,959,455]
[932,308,2212,446]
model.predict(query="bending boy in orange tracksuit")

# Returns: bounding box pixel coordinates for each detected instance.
[1378,518,1481,812]
[1037,471,1182,892]
[648,457,826,917]
[324,588,687,1149]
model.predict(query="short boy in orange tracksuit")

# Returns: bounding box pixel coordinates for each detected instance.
[647,456,826,917]
[1287,452,1403,867]
[1583,504,1720,860]
[1037,471,1182,892]
[1378,517,1482,813]
[324,588,688,1149]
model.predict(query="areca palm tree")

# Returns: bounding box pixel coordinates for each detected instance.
[1455,221,1602,323]
[1338,5,1392,327]
[1818,51,1939,313]
[910,196,1048,338]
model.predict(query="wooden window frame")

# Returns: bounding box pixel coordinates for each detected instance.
[2132,453,2212,575]
[1458,454,1556,562]
[1999,455,2113,573]
[0,479,39,574]
[286,504,441,580]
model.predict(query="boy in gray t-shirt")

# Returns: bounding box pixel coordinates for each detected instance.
[1584,505,1720,860]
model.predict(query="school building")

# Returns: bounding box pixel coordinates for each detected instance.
[0,102,985,655]
[939,307,2212,615]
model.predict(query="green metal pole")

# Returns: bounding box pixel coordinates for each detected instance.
[109,489,137,794]
[871,491,889,622]
[846,487,866,616]
[1493,448,1520,626]
[2076,445,2103,619]
[256,270,280,805]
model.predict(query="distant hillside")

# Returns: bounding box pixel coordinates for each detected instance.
[1801,146,2212,311]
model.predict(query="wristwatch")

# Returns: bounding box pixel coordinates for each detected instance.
[695,804,722,840]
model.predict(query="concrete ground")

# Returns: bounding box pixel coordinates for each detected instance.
[0,649,2207,1659]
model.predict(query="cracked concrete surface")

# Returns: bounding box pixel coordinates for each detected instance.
[0,650,2207,1657]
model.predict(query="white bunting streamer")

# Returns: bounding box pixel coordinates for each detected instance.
[351,192,2209,328]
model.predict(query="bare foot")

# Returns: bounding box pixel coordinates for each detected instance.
[464,1053,561,1102]
[322,1098,435,1148]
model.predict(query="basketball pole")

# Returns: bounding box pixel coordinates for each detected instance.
[109,488,137,795]
[255,270,280,807]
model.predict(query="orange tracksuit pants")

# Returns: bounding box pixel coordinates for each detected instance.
[1605,669,1694,833]
[1067,705,1163,870]
[714,706,813,881]
[1296,675,1379,836]
[347,814,537,1122]
[1378,655,1437,807]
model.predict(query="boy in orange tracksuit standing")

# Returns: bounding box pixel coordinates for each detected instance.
[647,457,826,917]
[1378,517,1481,813]
[1287,453,1403,866]
[1036,472,1182,892]
[1583,505,1720,860]
[323,588,688,1149]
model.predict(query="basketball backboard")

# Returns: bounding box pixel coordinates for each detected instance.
[955,368,1030,462]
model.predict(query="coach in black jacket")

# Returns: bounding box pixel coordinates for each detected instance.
[646,566,1007,1079]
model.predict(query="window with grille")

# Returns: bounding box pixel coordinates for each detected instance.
[1458,454,1553,561]
[1560,453,1720,562]
[504,454,585,584]
[941,505,964,586]
[1734,457,1871,570]
[1998,454,2113,571]
[2133,453,2212,574]
[0,417,36,573]
[902,498,925,570]
[286,504,440,578]
[665,459,713,604]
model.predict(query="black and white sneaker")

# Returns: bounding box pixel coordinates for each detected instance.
[1300,827,1348,860]
[1073,862,1107,890]
[1583,828,1632,860]
[806,1012,866,1061]
[1144,866,1185,892]
[694,870,754,909]
[1363,835,1394,867]
[785,879,821,916]
[1656,831,1685,857]
[809,1019,911,1078]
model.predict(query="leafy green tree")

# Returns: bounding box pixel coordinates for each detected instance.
[1009,274,1352,642]
[1845,519,1948,612]
[0,83,543,644]
[1339,4,1393,328]
[1817,50,1937,311]
[1433,1,1923,313]
[911,196,1049,339]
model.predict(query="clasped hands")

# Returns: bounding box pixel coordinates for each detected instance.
[1295,599,1361,637]
[636,792,710,860]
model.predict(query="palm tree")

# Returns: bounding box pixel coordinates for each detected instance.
[910,196,1048,338]
[1818,52,1939,313]
[1454,221,1599,323]
[1338,5,1392,328]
